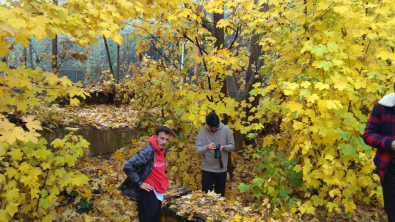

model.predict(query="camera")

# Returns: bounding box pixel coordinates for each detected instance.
[214,144,223,168]
[214,144,221,158]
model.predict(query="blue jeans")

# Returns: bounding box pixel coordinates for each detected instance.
[202,170,227,197]
[382,161,395,222]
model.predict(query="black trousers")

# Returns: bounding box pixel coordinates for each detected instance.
[138,190,162,222]
[202,170,227,197]
[382,162,395,222]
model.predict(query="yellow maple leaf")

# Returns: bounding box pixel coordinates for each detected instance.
[301,81,311,88]
[314,82,330,90]
[45,74,59,86]
[293,165,302,172]
[19,162,31,174]
[232,215,242,222]
[60,76,73,87]
[333,82,347,91]
[343,200,356,213]
[8,148,23,161]
[0,209,11,221]
[0,174,5,183]
[6,188,20,202]
[0,24,20,36]
[30,188,40,199]
[24,115,42,131]
[326,100,343,110]
[51,139,65,148]
[42,209,57,222]
[5,167,18,180]
[307,94,319,103]
[6,202,19,217]
[70,98,80,106]
[41,162,51,170]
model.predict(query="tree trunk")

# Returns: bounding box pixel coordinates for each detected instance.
[29,39,34,69]
[213,13,224,50]
[103,37,114,77]
[225,3,268,153]
[52,0,58,73]
[23,46,27,68]
[52,35,58,72]
[117,43,120,84]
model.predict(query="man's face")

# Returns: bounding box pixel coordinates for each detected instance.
[208,125,218,132]
[155,132,171,150]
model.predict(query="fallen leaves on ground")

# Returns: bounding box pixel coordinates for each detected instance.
[50,139,387,222]
[33,104,138,129]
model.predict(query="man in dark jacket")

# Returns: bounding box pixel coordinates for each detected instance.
[118,126,172,222]
[363,90,395,222]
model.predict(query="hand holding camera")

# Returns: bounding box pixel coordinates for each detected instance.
[208,143,223,168]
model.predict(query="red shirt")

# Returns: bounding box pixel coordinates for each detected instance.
[144,136,169,193]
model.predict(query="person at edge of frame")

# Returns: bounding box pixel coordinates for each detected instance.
[196,112,235,197]
[363,83,395,222]
[118,126,172,222]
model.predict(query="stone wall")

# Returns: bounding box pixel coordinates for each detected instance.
[39,127,139,157]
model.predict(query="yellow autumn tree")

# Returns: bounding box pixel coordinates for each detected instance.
[119,0,395,218]
[2,0,395,220]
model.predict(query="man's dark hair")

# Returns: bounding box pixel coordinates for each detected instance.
[155,126,173,136]
[206,113,220,127]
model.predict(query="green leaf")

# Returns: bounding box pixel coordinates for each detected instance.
[356,123,365,134]
[258,164,266,170]
[336,129,350,140]
[55,168,67,177]
[55,156,65,165]
[312,195,324,206]
[363,196,371,205]
[252,186,263,199]
[238,183,250,193]
[272,198,282,206]
[267,168,277,177]
[318,61,333,71]
[252,178,264,187]
[311,45,328,56]
[280,189,289,198]
[289,177,303,187]
[253,153,262,159]
[40,189,48,198]
[338,143,357,155]
[267,186,277,196]
[39,197,50,209]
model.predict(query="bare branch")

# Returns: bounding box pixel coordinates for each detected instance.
[227,26,239,50]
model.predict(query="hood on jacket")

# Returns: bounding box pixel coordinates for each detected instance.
[204,122,225,132]
[379,93,395,107]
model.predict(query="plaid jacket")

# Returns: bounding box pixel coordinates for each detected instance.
[363,101,395,180]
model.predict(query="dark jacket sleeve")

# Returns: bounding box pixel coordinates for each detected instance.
[363,102,394,153]
[123,146,153,187]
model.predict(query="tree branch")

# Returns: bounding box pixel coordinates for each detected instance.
[227,26,239,50]
[194,36,208,72]
[182,34,208,55]
[150,42,180,70]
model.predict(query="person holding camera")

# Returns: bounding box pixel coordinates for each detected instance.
[196,113,235,197]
